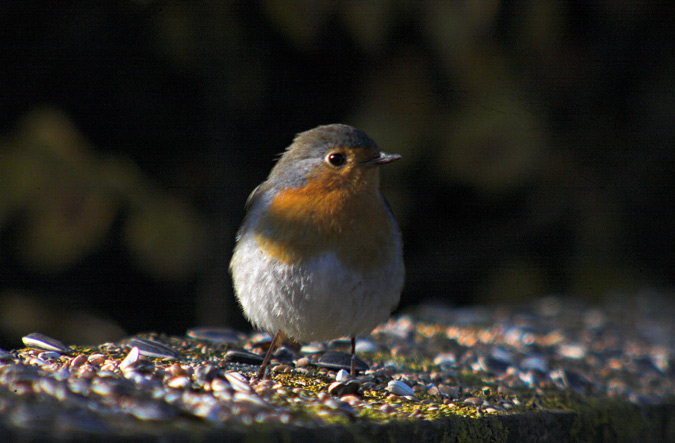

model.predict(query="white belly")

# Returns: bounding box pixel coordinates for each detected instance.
[230,234,403,341]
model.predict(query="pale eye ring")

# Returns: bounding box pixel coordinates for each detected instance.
[326,152,346,167]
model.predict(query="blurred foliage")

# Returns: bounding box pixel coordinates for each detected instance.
[1,108,206,278]
[0,1,673,347]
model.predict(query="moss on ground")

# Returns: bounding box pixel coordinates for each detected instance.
[269,369,673,442]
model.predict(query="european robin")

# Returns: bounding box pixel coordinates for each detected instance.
[230,124,404,379]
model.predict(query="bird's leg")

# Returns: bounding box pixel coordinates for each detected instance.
[255,331,285,381]
[350,336,356,376]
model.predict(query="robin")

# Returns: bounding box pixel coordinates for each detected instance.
[230,124,404,379]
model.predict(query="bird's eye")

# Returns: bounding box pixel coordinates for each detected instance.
[326,152,346,167]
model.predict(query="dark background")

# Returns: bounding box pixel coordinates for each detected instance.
[1,1,673,349]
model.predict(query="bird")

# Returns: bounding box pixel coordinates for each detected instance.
[230,124,404,380]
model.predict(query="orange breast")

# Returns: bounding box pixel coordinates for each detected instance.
[253,167,395,274]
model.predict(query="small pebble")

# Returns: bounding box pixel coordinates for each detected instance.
[438,384,458,398]
[354,339,379,353]
[69,354,88,368]
[126,338,178,360]
[328,379,361,397]
[119,347,140,372]
[558,343,586,359]
[463,397,484,406]
[386,380,414,396]
[167,363,185,377]
[272,346,296,363]
[316,351,368,373]
[28,357,48,367]
[433,352,456,367]
[38,351,61,362]
[300,342,326,354]
[248,333,272,346]
[224,349,264,364]
[476,356,510,374]
[210,378,230,392]
[166,376,191,389]
[271,364,291,373]
[233,392,270,408]
[76,364,97,379]
[378,403,399,414]
[186,327,246,344]
[100,360,119,372]
[335,369,350,382]
[87,354,107,366]
[521,356,548,372]
[224,371,252,393]
[22,333,73,354]
[324,398,356,416]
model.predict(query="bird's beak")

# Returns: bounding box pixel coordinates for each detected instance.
[364,152,401,167]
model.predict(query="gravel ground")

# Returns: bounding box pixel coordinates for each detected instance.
[0,291,673,441]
